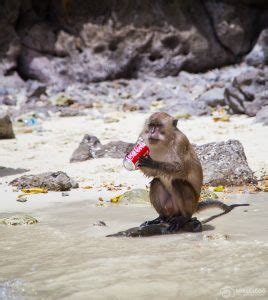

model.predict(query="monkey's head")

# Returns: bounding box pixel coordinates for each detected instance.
[143,112,178,148]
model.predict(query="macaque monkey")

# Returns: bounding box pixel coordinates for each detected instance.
[137,112,249,233]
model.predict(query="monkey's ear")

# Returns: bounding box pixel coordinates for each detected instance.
[173,119,178,128]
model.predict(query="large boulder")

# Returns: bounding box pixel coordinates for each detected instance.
[194,140,254,186]
[0,115,15,139]
[224,69,268,117]
[10,171,78,191]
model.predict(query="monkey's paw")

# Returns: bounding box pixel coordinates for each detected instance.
[140,216,164,227]
[138,155,155,168]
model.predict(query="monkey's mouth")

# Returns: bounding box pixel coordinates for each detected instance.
[148,138,159,144]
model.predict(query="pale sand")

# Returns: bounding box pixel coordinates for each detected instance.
[0,112,267,213]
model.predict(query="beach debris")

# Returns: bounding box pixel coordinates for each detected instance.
[203,233,230,241]
[51,93,75,107]
[21,188,48,194]
[82,185,93,189]
[10,171,79,191]
[0,215,38,225]
[194,140,255,186]
[200,188,219,200]
[0,115,15,139]
[16,196,28,202]
[122,103,143,112]
[110,189,149,204]
[212,107,230,122]
[110,195,121,203]
[93,220,107,226]
[213,186,225,192]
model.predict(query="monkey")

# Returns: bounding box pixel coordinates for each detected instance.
[137,112,249,233]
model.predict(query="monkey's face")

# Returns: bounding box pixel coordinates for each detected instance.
[143,113,177,148]
[144,123,166,146]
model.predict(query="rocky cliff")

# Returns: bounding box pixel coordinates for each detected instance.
[1,0,268,87]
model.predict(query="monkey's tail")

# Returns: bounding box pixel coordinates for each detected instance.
[196,199,249,224]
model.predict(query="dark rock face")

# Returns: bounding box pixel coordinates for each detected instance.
[0,0,268,86]
[9,171,79,191]
[0,115,15,139]
[70,134,134,162]
[224,69,268,117]
[194,140,254,186]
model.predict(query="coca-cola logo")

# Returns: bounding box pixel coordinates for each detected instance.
[127,149,139,160]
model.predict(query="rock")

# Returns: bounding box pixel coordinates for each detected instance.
[70,135,134,162]
[117,189,149,204]
[224,69,268,116]
[27,81,47,98]
[255,106,268,125]
[1,1,268,85]
[9,171,78,191]
[197,88,225,107]
[70,135,102,162]
[245,29,268,66]
[93,221,107,227]
[194,140,255,186]
[95,141,134,159]
[50,93,75,107]
[59,108,86,117]
[0,115,15,139]
[0,215,38,225]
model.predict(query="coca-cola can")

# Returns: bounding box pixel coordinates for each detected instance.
[123,142,150,171]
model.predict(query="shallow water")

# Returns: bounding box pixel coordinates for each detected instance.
[0,193,268,300]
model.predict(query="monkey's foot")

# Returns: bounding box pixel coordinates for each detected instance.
[166,216,189,233]
[183,217,202,232]
[140,216,165,227]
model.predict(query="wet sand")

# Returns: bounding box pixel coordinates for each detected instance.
[0,113,268,299]
[0,193,267,299]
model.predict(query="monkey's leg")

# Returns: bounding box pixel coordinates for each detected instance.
[166,180,199,233]
[140,178,170,227]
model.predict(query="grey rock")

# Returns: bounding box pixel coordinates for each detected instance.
[95,141,134,159]
[245,29,268,66]
[70,135,102,163]
[70,135,134,162]
[1,1,268,85]
[198,88,225,107]
[0,215,38,225]
[224,69,268,116]
[255,106,268,125]
[9,171,79,191]
[194,140,255,186]
[0,115,15,139]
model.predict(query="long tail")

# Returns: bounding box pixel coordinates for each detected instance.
[197,199,249,224]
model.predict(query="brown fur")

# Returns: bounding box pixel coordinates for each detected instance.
[139,112,203,220]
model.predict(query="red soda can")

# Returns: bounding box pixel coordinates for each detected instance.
[123,141,150,171]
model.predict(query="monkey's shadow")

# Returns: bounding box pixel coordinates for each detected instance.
[107,223,214,237]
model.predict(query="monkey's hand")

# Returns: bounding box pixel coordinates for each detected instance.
[138,155,158,169]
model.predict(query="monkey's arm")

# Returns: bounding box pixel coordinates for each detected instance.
[138,156,186,177]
